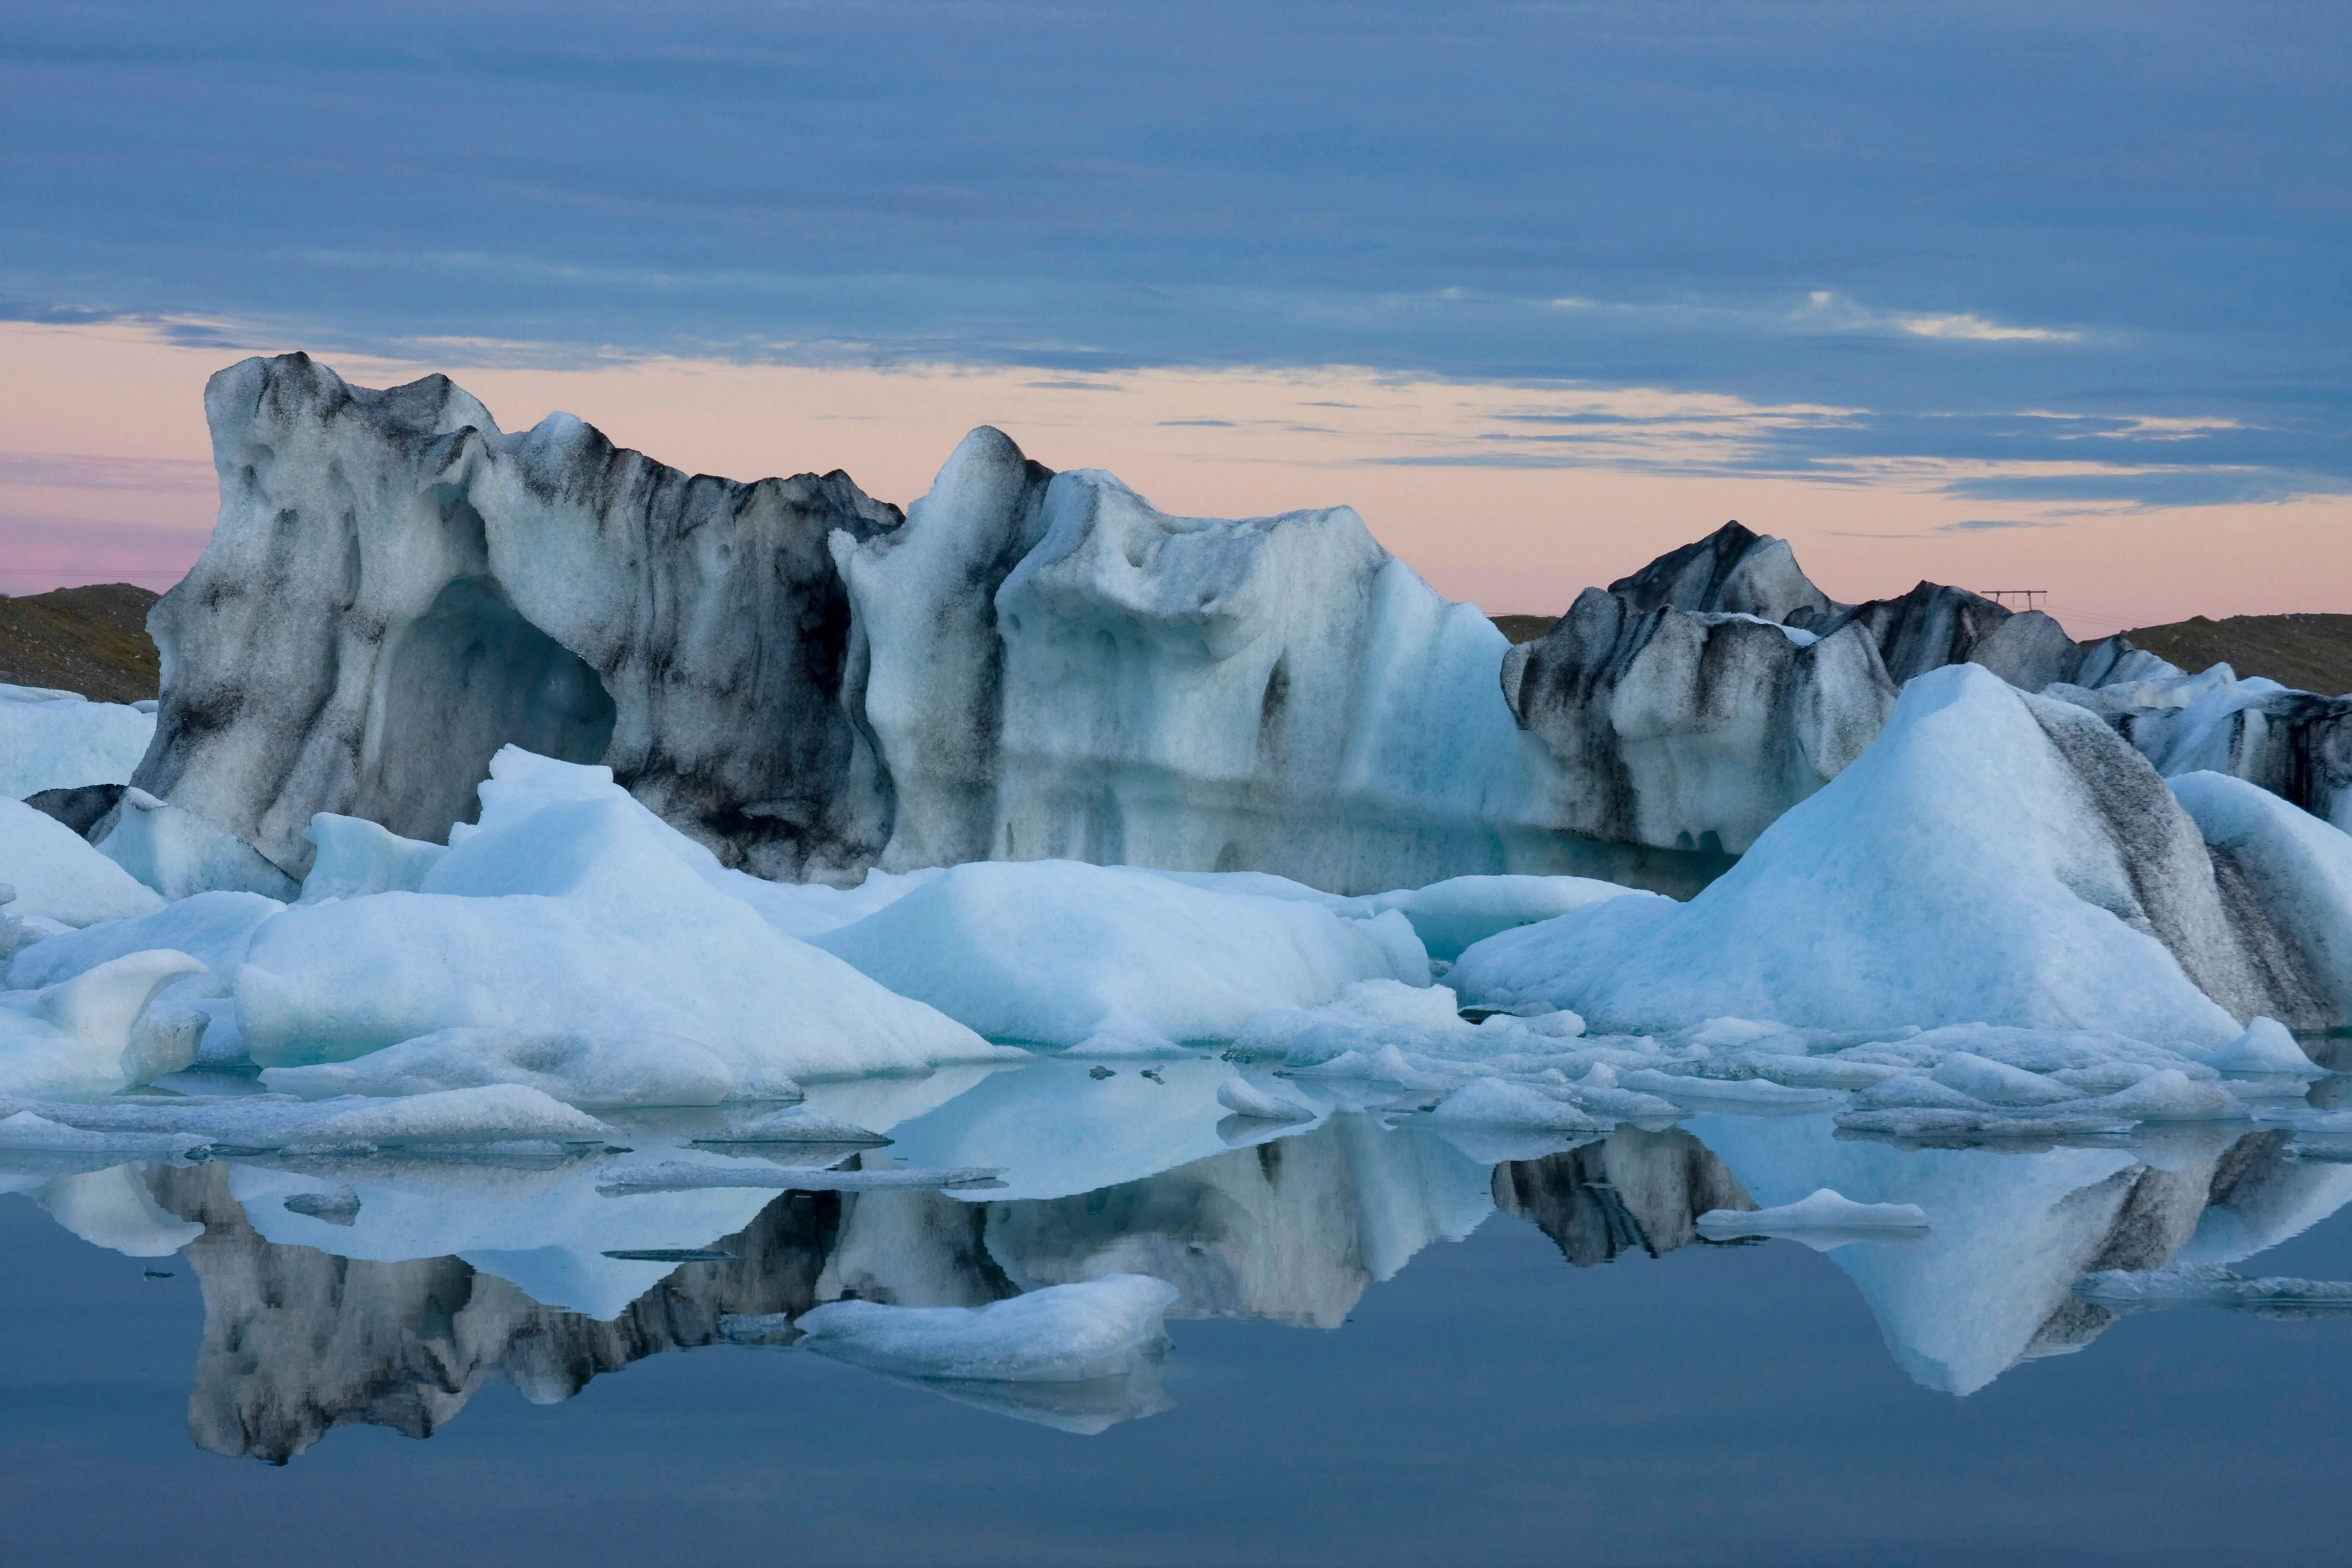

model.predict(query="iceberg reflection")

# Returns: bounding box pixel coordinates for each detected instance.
[5,1078,2349,1462]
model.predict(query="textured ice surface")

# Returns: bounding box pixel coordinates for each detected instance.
[0,795,166,927]
[1455,665,2284,1046]
[234,748,1014,1084]
[0,948,207,1097]
[96,787,300,901]
[797,1274,1180,1383]
[815,859,1427,1052]
[0,686,154,800]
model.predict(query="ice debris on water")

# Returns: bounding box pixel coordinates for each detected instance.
[596,1160,1004,1195]
[691,1105,888,1145]
[2075,1264,2352,1314]
[795,1274,1182,1383]
[1215,1077,1319,1124]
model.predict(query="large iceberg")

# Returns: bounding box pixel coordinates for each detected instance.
[233,747,1015,1086]
[1454,664,2308,1045]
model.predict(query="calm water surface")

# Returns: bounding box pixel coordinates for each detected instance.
[3,1073,2348,1567]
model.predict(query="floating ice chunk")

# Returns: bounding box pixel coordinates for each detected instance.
[2202,1018,2323,1078]
[260,1027,740,1108]
[1455,666,2253,1049]
[694,1105,888,1144]
[1616,1069,1834,1109]
[1215,1077,1320,1124]
[296,813,446,902]
[0,687,154,799]
[0,1110,200,1157]
[33,1165,204,1257]
[796,1274,1181,1383]
[815,859,1429,1052]
[0,795,166,927]
[282,1185,361,1225]
[1426,1077,1601,1132]
[0,948,208,1097]
[2076,1263,2352,1312]
[235,749,1010,1083]
[274,1084,612,1154]
[1696,1188,1929,1248]
[95,788,300,900]
[1929,1052,2083,1107]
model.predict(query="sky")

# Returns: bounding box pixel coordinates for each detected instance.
[2,0,2347,630]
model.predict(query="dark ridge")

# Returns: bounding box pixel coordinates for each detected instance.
[0,582,162,702]
[1490,613,1560,645]
[2125,613,2352,698]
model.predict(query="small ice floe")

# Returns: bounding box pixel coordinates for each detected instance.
[2202,1018,2326,1080]
[2075,1263,2352,1316]
[597,1160,1003,1195]
[1427,1077,1599,1133]
[691,1104,889,1146]
[262,1027,745,1110]
[1215,1077,1318,1124]
[795,1273,1182,1384]
[1695,1188,1929,1250]
[273,1083,612,1155]
[281,1186,361,1225]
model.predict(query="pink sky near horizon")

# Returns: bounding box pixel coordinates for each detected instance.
[3,319,2345,639]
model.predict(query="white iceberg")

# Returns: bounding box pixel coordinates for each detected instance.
[796,1273,1181,1383]
[1455,665,2266,1049]
[233,748,1016,1086]
[814,858,1428,1052]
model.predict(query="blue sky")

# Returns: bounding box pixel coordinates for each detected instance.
[1,1,2347,522]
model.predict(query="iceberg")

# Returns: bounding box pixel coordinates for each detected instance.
[813,859,1428,1052]
[233,748,1016,1086]
[1455,664,2297,1048]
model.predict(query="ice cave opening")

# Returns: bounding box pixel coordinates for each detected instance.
[357,576,617,842]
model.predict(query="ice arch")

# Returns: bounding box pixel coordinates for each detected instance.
[355,577,616,842]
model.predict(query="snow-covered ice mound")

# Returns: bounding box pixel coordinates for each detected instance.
[795,1274,1181,1383]
[1454,664,2304,1047]
[0,795,166,928]
[814,859,1428,1052]
[234,748,1019,1086]
[0,684,154,800]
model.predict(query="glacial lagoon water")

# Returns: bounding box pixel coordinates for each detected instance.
[6,1058,2352,1568]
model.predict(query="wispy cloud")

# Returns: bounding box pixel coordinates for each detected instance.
[1898,314,2081,343]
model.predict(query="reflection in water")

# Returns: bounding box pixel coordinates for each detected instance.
[8,1097,2352,1463]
